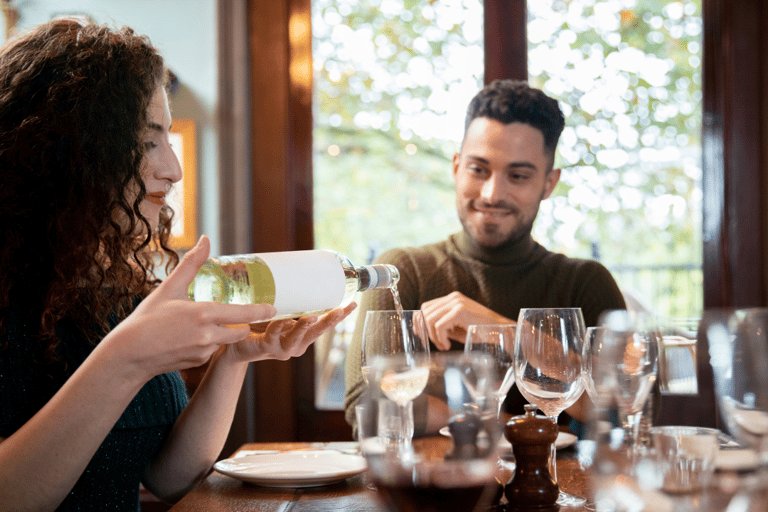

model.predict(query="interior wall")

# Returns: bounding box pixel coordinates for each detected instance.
[12,0,222,253]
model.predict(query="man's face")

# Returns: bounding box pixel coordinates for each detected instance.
[452,118,560,249]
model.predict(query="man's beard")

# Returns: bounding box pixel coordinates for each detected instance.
[463,214,536,250]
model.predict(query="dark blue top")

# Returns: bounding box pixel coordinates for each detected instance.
[0,307,189,511]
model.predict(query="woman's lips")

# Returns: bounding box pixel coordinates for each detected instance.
[145,192,165,206]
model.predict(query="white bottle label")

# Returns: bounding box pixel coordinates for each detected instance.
[257,250,345,315]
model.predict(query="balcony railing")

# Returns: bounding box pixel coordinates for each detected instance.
[607,263,703,319]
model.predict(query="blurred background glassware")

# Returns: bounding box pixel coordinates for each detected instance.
[599,309,659,455]
[650,426,719,495]
[514,307,586,507]
[706,308,768,509]
[464,324,516,420]
[657,317,700,395]
[584,326,614,409]
[363,352,502,512]
[360,310,431,457]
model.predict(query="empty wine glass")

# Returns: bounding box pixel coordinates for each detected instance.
[364,352,502,512]
[464,324,516,420]
[514,308,586,507]
[599,309,659,455]
[361,310,431,456]
[583,326,614,409]
[707,308,768,508]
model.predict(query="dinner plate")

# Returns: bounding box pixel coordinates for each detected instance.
[715,448,759,472]
[214,450,367,487]
[439,426,577,450]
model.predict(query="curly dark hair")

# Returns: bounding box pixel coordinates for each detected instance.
[0,20,179,360]
[464,79,565,167]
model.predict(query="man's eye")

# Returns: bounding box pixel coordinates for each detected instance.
[144,141,158,150]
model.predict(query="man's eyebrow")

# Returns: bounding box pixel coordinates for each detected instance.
[466,155,537,170]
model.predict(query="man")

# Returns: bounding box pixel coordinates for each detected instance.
[344,79,626,433]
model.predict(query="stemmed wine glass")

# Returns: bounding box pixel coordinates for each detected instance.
[361,310,431,456]
[599,310,659,455]
[706,308,768,509]
[464,324,516,420]
[514,308,586,507]
[582,326,614,409]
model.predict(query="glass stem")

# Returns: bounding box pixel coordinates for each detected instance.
[398,401,415,459]
[548,415,559,484]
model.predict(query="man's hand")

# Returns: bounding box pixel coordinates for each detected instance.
[420,291,513,350]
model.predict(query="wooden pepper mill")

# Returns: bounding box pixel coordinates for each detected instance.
[504,404,559,510]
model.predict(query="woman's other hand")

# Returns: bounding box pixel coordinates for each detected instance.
[226,302,357,363]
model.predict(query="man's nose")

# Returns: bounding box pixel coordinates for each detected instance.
[480,172,504,203]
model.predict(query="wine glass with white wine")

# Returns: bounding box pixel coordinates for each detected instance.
[361,310,431,456]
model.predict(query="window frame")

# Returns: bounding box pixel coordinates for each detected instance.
[228,0,768,443]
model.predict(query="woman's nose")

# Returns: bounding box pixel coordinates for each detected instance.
[160,145,183,184]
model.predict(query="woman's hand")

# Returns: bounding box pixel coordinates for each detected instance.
[106,235,277,380]
[224,302,357,363]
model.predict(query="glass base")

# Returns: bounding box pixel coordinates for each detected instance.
[557,490,587,508]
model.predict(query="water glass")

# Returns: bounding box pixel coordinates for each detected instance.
[650,426,719,494]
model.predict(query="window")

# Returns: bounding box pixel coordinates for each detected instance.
[312,0,483,408]
[312,0,703,409]
[528,0,703,319]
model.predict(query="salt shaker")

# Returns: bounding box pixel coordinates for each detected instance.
[504,404,559,510]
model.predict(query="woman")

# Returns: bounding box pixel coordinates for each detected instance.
[0,20,354,510]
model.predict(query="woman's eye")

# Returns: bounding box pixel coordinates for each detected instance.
[144,141,159,150]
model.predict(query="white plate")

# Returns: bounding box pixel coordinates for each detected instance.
[439,426,577,450]
[716,448,759,472]
[214,450,367,487]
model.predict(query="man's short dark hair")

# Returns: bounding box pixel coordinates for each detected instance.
[464,79,565,158]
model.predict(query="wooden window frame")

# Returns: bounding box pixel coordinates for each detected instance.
[218,0,768,444]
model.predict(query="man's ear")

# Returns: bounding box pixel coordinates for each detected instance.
[451,152,461,182]
[542,167,561,199]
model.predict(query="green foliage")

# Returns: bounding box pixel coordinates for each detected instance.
[312,0,702,317]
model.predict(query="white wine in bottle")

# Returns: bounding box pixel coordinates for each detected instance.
[188,250,399,321]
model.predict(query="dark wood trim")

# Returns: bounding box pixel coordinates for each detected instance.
[216,0,256,456]
[483,0,527,83]
[246,0,300,442]
[701,0,768,310]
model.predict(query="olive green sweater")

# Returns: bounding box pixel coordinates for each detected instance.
[344,231,626,431]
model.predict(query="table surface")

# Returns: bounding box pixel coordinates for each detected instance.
[168,437,591,512]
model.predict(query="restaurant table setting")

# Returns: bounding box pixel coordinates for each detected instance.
[168,307,768,512]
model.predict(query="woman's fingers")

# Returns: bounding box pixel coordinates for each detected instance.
[152,235,211,300]
[198,302,277,326]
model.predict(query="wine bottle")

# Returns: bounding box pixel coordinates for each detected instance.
[188,250,399,321]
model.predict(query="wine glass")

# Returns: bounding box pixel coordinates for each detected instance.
[599,309,659,455]
[464,324,516,420]
[706,308,768,508]
[364,352,502,512]
[583,326,614,409]
[514,307,586,507]
[361,310,431,456]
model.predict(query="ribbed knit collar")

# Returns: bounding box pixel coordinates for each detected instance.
[452,229,544,267]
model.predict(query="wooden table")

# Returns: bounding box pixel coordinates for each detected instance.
[168,437,591,512]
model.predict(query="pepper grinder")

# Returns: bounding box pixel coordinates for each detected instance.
[504,404,559,510]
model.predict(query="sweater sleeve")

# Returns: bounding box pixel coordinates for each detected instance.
[570,260,627,327]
